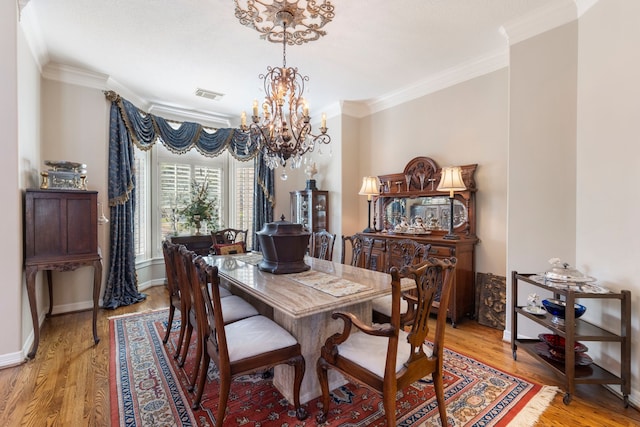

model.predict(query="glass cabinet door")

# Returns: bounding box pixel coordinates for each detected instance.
[290,190,329,232]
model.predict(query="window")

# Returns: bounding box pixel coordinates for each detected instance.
[133,143,255,261]
[133,146,148,258]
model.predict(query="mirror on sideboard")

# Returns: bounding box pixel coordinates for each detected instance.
[379,196,468,232]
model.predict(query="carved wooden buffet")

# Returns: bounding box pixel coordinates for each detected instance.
[23,189,102,358]
[368,156,479,326]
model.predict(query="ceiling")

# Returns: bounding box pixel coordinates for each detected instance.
[20,0,589,127]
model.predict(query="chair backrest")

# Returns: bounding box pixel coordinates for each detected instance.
[176,245,197,316]
[211,228,248,254]
[392,257,456,381]
[385,239,432,273]
[212,228,248,245]
[309,230,336,261]
[161,240,181,298]
[193,256,229,365]
[341,234,373,268]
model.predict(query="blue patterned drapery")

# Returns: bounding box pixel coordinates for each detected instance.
[253,152,275,251]
[103,91,271,308]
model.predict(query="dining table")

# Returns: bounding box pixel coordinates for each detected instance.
[206,252,413,404]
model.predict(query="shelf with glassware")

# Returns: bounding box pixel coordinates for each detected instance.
[510,272,631,407]
[368,156,479,326]
[290,188,329,233]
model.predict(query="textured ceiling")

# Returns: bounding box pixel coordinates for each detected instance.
[21,0,586,126]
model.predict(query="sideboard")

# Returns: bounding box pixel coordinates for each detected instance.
[367,156,479,326]
[169,234,212,256]
[23,189,102,358]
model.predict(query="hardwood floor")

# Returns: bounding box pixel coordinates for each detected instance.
[0,285,637,426]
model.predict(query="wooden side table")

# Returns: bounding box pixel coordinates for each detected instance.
[24,254,102,359]
[23,189,102,359]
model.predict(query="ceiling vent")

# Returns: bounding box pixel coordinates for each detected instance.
[195,88,224,101]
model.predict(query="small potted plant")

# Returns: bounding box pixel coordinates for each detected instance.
[180,178,219,235]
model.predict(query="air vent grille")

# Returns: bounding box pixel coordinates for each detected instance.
[195,88,224,101]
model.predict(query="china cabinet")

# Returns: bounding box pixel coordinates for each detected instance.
[511,272,631,406]
[365,156,478,326]
[23,189,102,358]
[290,189,329,232]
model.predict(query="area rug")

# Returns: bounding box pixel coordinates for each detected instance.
[110,309,557,426]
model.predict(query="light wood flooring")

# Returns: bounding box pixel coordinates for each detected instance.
[0,285,637,426]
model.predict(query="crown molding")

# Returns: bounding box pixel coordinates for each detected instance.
[574,0,599,17]
[500,1,578,45]
[18,2,48,72]
[41,63,233,127]
[364,48,508,117]
[42,63,110,90]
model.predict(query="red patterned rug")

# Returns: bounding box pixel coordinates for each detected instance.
[110,309,557,426]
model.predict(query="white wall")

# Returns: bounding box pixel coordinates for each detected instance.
[17,7,43,360]
[359,69,509,277]
[575,0,640,403]
[40,81,111,313]
[0,0,23,364]
[505,21,578,339]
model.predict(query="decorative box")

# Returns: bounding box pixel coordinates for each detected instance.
[257,216,310,274]
[40,160,87,190]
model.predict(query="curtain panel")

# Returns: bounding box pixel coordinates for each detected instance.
[104,91,273,308]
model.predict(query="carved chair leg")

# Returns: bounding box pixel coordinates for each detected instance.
[315,357,331,424]
[383,386,398,427]
[178,323,193,368]
[173,309,187,360]
[163,305,175,344]
[433,370,448,426]
[192,352,210,410]
[188,332,203,392]
[215,371,232,425]
[289,355,308,420]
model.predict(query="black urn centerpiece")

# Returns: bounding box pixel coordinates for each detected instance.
[257,215,311,274]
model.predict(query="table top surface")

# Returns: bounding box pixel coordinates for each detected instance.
[206,253,412,318]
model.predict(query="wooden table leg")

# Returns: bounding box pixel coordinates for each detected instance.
[25,266,39,359]
[92,259,102,345]
[46,270,53,317]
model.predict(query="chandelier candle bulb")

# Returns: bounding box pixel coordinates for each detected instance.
[252,99,259,117]
[241,111,247,127]
[321,113,327,129]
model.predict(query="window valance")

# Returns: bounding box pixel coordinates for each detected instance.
[104,90,260,161]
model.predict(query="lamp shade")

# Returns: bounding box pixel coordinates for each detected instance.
[437,167,466,194]
[358,176,380,196]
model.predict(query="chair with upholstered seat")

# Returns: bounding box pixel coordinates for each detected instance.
[211,228,248,254]
[316,257,457,427]
[191,256,308,420]
[309,230,336,261]
[176,246,259,378]
[371,239,432,325]
[341,234,373,268]
[161,240,184,347]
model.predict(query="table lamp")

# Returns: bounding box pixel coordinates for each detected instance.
[358,176,380,233]
[436,166,466,240]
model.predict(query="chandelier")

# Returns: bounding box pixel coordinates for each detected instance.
[236,0,333,172]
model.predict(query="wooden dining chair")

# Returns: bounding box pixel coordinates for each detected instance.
[211,228,248,254]
[309,229,336,261]
[341,234,373,268]
[316,257,457,427]
[372,239,432,326]
[191,256,308,421]
[176,245,259,373]
[161,240,184,347]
